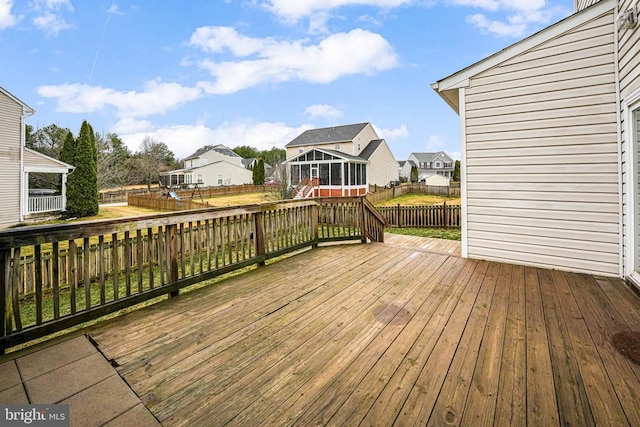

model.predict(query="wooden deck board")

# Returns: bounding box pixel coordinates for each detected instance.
[86,235,640,426]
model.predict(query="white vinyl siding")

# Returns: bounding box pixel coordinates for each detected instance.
[366,141,399,186]
[576,0,604,11]
[619,0,640,277]
[0,91,23,228]
[463,11,619,276]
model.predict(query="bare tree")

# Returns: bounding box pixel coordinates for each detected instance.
[136,136,178,191]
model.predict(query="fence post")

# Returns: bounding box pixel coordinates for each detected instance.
[254,211,266,266]
[167,224,179,297]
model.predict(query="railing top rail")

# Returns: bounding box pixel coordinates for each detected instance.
[0,197,366,248]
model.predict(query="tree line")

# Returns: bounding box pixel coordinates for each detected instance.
[26,123,286,191]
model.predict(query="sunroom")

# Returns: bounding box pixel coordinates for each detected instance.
[286,148,368,198]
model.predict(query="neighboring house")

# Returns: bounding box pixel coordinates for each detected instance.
[400,152,455,180]
[161,144,252,187]
[431,0,640,283]
[420,174,450,186]
[284,122,399,197]
[0,87,74,229]
[242,158,274,180]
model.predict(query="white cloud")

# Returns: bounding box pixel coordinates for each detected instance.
[190,27,398,94]
[263,0,413,22]
[37,79,203,118]
[116,120,313,159]
[107,3,123,15]
[304,104,343,119]
[0,0,18,29]
[375,124,408,140]
[32,0,74,35]
[450,0,568,37]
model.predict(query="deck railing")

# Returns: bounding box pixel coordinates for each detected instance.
[28,195,64,214]
[377,203,461,228]
[0,197,384,352]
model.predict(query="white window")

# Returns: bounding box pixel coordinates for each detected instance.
[185,174,192,184]
[435,161,442,168]
[217,173,223,185]
[299,148,304,153]
[197,174,203,184]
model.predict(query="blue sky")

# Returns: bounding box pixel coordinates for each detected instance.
[1,0,575,161]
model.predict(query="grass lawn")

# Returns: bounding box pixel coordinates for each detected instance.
[202,191,282,207]
[375,193,460,207]
[386,227,461,241]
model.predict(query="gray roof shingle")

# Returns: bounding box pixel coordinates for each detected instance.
[285,123,369,147]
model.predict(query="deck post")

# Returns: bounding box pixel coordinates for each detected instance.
[359,197,367,243]
[254,211,266,266]
[167,224,179,297]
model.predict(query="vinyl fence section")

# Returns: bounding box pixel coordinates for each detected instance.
[378,203,461,228]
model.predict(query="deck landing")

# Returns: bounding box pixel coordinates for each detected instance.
[83,234,640,426]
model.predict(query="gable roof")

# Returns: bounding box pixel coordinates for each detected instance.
[430,0,615,112]
[359,139,384,160]
[285,123,369,147]
[411,151,453,164]
[184,144,241,161]
[0,86,35,115]
[284,147,368,163]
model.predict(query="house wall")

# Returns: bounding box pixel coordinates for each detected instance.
[577,0,604,11]
[463,10,620,276]
[286,142,354,159]
[367,141,400,186]
[196,161,253,186]
[619,0,640,276]
[0,91,23,228]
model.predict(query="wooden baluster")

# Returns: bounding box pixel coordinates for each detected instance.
[111,233,119,301]
[98,235,105,305]
[35,245,43,325]
[69,240,77,314]
[124,231,131,297]
[84,237,91,310]
[147,228,154,289]
[254,211,266,267]
[137,230,143,293]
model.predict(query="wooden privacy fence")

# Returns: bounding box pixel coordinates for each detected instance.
[377,203,461,228]
[0,197,385,352]
[366,183,460,204]
[128,194,209,211]
[100,184,277,204]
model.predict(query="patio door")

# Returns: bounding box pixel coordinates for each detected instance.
[311,165,319,181]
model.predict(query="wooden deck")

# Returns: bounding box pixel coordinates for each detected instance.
[87,234,640,426]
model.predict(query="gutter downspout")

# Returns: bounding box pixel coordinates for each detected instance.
[613,3,624,278]
[19,108,35,222]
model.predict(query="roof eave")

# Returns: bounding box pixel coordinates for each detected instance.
[430,0,615,109]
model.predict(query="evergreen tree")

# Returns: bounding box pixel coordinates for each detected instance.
[453,160,461,182]
[410,165,419,183]
[65,121,99,217]
[253,158,265,185]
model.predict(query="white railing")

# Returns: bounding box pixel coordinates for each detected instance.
[28,196,64,214]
